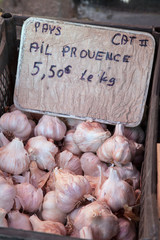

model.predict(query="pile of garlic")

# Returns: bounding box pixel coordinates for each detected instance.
[0,106,145,240]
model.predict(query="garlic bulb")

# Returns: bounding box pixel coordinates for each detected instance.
[96,168,135,212]
[124,126,145,144]
[106,163,140,190]
[73,121,111,152]
[34,115,66,141]
[97,123,138,166]
[63,130,82,156]
[8,210,32,230]
[29,214,66,235]
[0,110,32,141]
[56,150,82,175]
[29,161,50,188]
[65,118,84,130]
[73,200,119,240]
[80,152,108,177]
[15,183,43,212]
[0,208,8,227]
[116,217,136,240]
[0,132,10,147]
[25,136,58,171]
[54,168,91,213]
[90,215,119,240]
[42,191,66,223]
[0,138,30,174]
[0,176,16,212]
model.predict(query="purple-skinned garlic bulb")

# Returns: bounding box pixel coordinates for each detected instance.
[41,191,66,223]
[54,168,91,213]
[29,215,66,235]
[56,150,82,175]
[25,136,58,171]
[15,183,43,212]
[0,138,30,175]
[97,123,140,166]
[116,217,136,240]
[73,121,111,152]
[0,110,32,141]
[62,130,82,156]
[80,152,108,177]
[34,115,66,141]
[0,176,16,212]
[96,168,135,212]
[8,210,32,230]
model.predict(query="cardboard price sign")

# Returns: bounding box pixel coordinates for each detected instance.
[14,17,155,126]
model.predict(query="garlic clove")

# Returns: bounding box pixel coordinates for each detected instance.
[62,130,82,156]
[56,150,83,175]
[0,110,32,141]
[80,152,108,177]
[73,121,111,152]
[0,176,16,212]
[54,168,91,213]
[29,214,66,235]
[41,191,67,224]
[45,170,56,193]
[25,136,58,171]
[15,182,43,213]
[96,168,135,212]
[34,115,67,141]
[8,210,32,230]
[97,123,137,166]
[0,138,30,175]
[0,208,8,227]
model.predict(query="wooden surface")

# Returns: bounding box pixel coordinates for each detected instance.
[157,143,160,219]
[14,17,155,126]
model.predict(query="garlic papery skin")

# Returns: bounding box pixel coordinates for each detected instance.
[45,171,56,192]
[97,123,137,166]
[0,208,8,227]
[41,191,66,223]
[25,136,58,171]
[0,176,16,212]
[73,201,118,237]
[73,121,111,152]
[29,161,50,188]
[0,138,30,175]
[63,130,82,156]
[80,152,108,177]
[54,168,91,213]
[15,183,43,212]
[0,110,32,141]
[124,126,145,144]
[34,115,67,141]
[116,217,136,240]
[0,132,10,147]
[29,215,66,235]
[56,150,82,175]
[80,226,93,239]
[106,163,140,190]
[8,210,32,230]
[96,168,135,212]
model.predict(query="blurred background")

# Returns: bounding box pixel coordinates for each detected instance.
[0,0,160,27]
